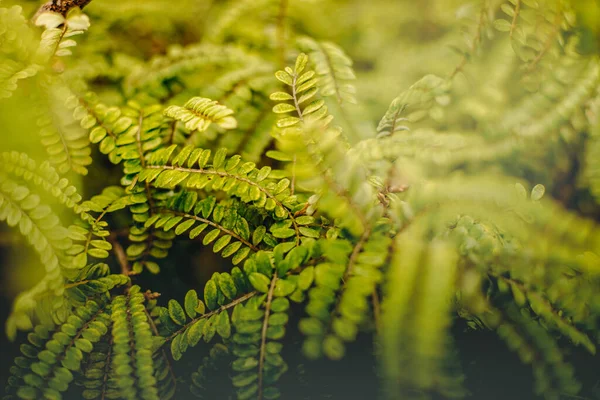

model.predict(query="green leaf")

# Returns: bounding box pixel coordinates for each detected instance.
[256,166,271,182]
[213,148,227,169]
[204,280,218,310]
[274,279,296,297]
[232,357,259,372]
[222,241,242,258]
[203,228,221,245]
[270,92,293,101]
[303,99,325,115]
[273,103,296,114]
[89,127,107,144]
[74,338,93,353]
[87,248,109,258]
[271,298,290,313]
[266,150,293,162]
[272,228,296,239]
[295,53,308,73]
[253,226,267,245]
[213,234,232,253]
[298,267,315,290]
[493,19,512,32]
[275,71,293,86]
[171,334,182,361]
[249,273,271,293]
[203,315,217,342]
[168,299,186,325]
[217,311,231,338]
[296,216,315,225]
[323,335,345,360]
[531,184,545,201]
[185,290,199,319]
[299,227,320,238]
[218,273,237,299]
[188,319,206,346]
[175,219,195,235]
[189,223,208,239]
[276,116,300,128]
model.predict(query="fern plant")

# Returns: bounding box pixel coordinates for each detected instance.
[1,0,600,399]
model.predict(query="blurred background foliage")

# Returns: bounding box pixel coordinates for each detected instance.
[0,0,599,399]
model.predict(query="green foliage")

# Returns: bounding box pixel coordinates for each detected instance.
[1,1,600,400]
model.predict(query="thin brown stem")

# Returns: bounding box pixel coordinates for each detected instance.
[450,4,487,79]
[108,235,132,284]
[509,0,521,39]
[371,289,381,333]
[343,228,371,282]
[167,120,178,145]
[527,10,562,71]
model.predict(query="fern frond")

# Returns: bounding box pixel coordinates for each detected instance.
[124,44,256,94]
[164,97,237,134]
[64,90,127,164]
[204,0,272,44]
[491,304,582,399]
[380,235,461,398]
[64,263,130,305]
[0,5,39,98]
[510,59,599,138]
[231,278,289,400]
[110,286,160,400]
[277,123,375,236]
[141,145,305,243]
[233,241,314,399]
[147,192,256,264]
[78,335,117,400]
[297,37,357,105]
[188,343,233,398]
[159,288,255,361]
[205,63,275,111]
[0,151,84,213]
[6,298,111,399]
[35,82,92,175]
[586,99,600,204]
[34,8,90,64]
[450,1,491,79]
[492,0,577,76]
[376,74,450,138]
[270,53,333,131]
[0,173,74,339]
[68,186,134,269]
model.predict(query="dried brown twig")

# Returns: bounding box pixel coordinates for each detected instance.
[34,0,93,20]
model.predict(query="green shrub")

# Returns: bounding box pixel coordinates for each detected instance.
[1,0,599,399]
